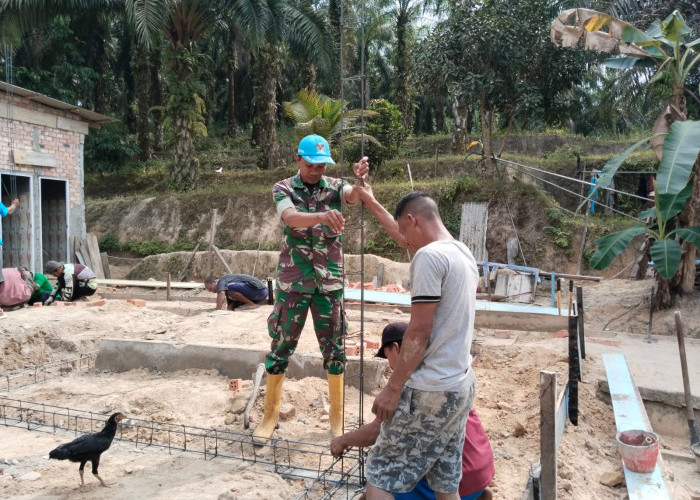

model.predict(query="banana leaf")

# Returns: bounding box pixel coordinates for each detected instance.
[656,120,700,195]
[670,227,700,248]
[650,239,682,279]
[657,182,693,223]
[589,226,646,270]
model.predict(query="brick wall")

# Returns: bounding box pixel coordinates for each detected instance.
[0,92,86,211]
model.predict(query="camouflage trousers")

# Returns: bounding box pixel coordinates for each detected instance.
[367,370,476,494]
[265,289,347,375]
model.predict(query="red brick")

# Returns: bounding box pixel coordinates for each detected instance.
[345,345,360,356]
[365,340,380,350]
[64,302,77,306]
[89,299,108,307]
[552,329,568,338]
[494,330,511,339]
[127,299,146,307]
[228,379,242,394]
[52,301,65,307]
[33,303,43,307]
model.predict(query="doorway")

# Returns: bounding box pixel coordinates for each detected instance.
[40,178,68,270]
[1,174,32,269]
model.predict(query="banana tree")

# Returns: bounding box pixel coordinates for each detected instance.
[552,8,700,297]
[588,120,700,308]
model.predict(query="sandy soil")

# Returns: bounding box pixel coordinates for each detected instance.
[1,276,699,499]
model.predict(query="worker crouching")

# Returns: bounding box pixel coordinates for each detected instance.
[252,135,369,445]
[44,260,98,305]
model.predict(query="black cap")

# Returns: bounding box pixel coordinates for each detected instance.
[375,322,408,358]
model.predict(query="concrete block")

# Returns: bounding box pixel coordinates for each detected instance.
[89,299,108,307]
[95,339,387,395]
[127,299,146,307]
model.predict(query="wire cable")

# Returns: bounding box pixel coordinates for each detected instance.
[496,157,653,204]
[500,160,642,221]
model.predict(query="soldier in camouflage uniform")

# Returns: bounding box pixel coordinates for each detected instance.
[252,134,369,445]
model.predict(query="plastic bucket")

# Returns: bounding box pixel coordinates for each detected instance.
[691,442,700,474]
[616,429,659,473]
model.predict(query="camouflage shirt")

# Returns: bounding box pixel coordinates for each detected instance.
[273,172,352,293]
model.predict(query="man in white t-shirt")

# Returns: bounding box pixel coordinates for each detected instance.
[357,188,479,500]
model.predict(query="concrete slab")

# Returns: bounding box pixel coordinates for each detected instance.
[95,339,387,395]
[591,334,700,441]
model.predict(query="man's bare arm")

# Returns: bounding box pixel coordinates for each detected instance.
[371,302,436,421]
[357,186,407,248]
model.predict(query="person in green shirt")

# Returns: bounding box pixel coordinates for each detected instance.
[21,268,54,305]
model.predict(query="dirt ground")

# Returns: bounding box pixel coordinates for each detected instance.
[1,276,699,499]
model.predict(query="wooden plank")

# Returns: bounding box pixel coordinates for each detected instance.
[177,240,202,282]
[97,278,203,289]
[540,370,557,500]
[12,149,57,168]
[100,252,111,280]
[87,234,105,279]
[207,209,218,276]
[78,239,93,270]
[213,245,233,274]
[576,286,585,359]
[75,249,86,266]
[568,315,580,425]
[602,354,671,500]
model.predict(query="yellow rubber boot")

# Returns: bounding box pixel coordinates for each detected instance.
[252,373,285,445]
[328,373,344,438]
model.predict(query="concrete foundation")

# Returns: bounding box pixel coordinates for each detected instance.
[598,380,700,441]
[96,339,388,394]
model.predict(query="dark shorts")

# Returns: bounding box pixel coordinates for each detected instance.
[226,282,269,302]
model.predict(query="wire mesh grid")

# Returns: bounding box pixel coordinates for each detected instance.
[0,396,365,498]
[1,352,96,392]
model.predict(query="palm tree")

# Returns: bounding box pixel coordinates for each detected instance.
[250,0,332,168]
[127,0,267,188]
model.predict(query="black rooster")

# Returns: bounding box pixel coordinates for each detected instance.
[49,412,126,490]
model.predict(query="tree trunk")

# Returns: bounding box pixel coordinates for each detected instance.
[300,60,317,92]
[479,92,496,172]
[434,94,446,134]
[92,18,108,115]
[451,95,468,154]
[673,156,699,293]
[395,7,414,133]
[150,47,165,151]
[171,115,197,188]
[134,49,151,161]
[669,85,696,294]
[654,275,673,310]
[226,32,237,138]
[251,43,280,169]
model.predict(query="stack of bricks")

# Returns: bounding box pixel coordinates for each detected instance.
[345,340,381,356]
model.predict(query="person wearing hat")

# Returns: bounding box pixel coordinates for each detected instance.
[350,189,479,500]
[253,134,369,445]
[43,261,98,305]
[331,322,494,500]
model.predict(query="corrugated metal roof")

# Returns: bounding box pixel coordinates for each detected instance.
[0,80,117,126]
